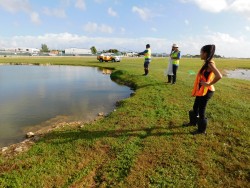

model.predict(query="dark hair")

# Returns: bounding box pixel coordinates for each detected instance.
[146,44,150,48]
[199,44,216,74]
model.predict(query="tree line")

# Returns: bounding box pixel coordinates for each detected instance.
[40,44,224,58]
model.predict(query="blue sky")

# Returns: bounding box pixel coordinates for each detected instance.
[0,0,250,57]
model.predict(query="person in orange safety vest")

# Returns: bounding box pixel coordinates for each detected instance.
[183,44,222,135]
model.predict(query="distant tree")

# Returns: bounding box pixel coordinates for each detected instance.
[214,54,222,58]
[191,54,223,58]
[108,49,118,53]
[193,55,200,58]
[41,44,49,52]
[90,46,97,54]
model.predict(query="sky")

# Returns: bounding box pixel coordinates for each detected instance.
[0,0,250,57]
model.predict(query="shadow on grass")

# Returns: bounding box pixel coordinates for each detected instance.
[43,125,189,145]
[136,82,168,89]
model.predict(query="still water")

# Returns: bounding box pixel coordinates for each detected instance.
[226,69,250,80]
[0,65,131,147]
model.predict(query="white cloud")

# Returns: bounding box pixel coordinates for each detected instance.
[132,6,151,21]
[0,32,250,57]
[108,7,117,17]
[229,0,250,12]
[83,22,98,32]
[99,24,113,33]
[0,0,41,24]
[180,0,228,13]
[83,22,114,34]
[75,0,86,10]
[201,0,228,13]
[210,32,239,43]
[151,28,157,32]
[30,12,40,24]
[246,26,250,31]
[0,0,31,13]
[181,0,250,19]
[43,7,67,18]
[0,33,169,53]
[120,27,126,34]
[185,19,189,25]
[229,0,250,20]
[204,25,209,31]
[180,31,249,57]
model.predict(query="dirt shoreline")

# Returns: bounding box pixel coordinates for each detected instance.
[0,114,106,158]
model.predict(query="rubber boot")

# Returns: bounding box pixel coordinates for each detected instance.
[145,69,149,76]
[167,75,172,83]
[192,118,207,135]
[172,75,176,84]
[183,110,198,127]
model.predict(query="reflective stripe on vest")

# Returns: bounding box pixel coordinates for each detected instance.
[145,48,151,59]
[171,51,180,65]
[192,69,215,96]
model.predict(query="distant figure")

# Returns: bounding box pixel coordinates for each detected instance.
[183,44,222,135]
[139,44,151,76]
[170,44,181,84]
[166,46,174,83]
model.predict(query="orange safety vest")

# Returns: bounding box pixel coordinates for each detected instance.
[192,69,215,97]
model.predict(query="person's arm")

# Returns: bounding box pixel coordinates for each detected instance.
[177,51,181,59]
[139,49,148,55]
[200,62,222,86]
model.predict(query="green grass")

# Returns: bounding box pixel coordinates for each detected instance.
[0,56,249,187]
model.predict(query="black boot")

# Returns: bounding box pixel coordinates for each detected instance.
[172,75,176,84]
[192,118,207,135]
[145,69,149,75]
[183,110,198,127]
[167,75,172,83]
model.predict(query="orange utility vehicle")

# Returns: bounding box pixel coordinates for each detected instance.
[97,53,121,62]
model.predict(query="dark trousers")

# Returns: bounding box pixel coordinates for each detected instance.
[172,65,178,83]
[193,90,214,119]
[144,60,151,75]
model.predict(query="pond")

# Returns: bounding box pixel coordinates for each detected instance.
[226,69,250,80]
[0,65,131,147]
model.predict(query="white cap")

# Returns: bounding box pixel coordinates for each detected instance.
[172,44,179,48]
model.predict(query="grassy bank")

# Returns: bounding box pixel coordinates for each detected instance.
[0,57,249,187]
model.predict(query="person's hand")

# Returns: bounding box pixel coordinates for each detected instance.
[200,81,210,87]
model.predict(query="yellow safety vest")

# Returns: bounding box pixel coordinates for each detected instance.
[145,48,151,59]
[192,69,215,97]
[171,51,180,65]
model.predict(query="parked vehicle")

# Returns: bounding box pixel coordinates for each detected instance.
[126,52,139,57]
[97,53,121,62]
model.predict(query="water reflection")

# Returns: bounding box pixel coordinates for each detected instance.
[0,65,131,147]
[102,69,112,74]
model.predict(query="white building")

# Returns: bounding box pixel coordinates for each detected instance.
[65,48,92,55]
[5,47,40,54]
[125,52,139,57]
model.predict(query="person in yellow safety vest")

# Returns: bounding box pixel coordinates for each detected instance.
[183,44,222,135]
[138,44,151,76]
[170,44,181,84]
